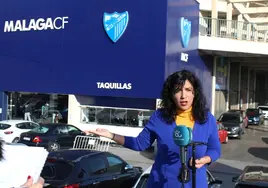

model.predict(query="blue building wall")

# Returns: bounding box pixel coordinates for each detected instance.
[165,0,213,108]
[0,0,167,99]
[0,0,213,110]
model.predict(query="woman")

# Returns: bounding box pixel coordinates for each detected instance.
[86,70,221,188]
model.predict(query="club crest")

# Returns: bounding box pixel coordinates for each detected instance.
[103,11,129,43]
[180,17,191,48]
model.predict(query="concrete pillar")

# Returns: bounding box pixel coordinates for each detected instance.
[227,3,233,36]
[211,56,217,115]
[238,65,241,109]
[68,94,81,125]
[226,60,230,111]
[253,71,257,107]
[246,24,252,41]
[211,0,218,37]
[237,14,244,40]
[246,68,250,109]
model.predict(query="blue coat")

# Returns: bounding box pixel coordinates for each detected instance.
[124,110,221,188]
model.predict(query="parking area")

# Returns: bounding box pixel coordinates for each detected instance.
[109,122,268,188]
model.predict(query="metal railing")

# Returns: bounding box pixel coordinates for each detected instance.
[72,135,111,151]
[199,17,268,43]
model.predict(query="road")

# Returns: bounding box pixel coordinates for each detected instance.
[109,123,268,188]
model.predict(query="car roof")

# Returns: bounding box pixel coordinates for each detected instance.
[0,120,36,125]
[40,123,77,127]
[48,149,103,162]
[140,165,211,177]
[222,112,240,116]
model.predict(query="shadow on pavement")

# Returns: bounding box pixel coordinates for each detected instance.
[262,137,268,144]
[248,147,268,161]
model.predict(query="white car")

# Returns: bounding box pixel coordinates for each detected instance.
[0,120,39,143]
[257,105,268,119]
[133,165,223,188]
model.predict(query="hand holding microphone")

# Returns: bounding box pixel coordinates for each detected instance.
[189,156,212,169]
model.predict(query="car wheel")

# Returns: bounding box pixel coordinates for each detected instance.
[12,137,19,143]
[224,136,228,144]
[47,142,60,152]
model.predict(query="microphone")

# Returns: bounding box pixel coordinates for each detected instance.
[173,125,192,183]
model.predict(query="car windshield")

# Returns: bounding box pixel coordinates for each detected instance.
[30,125,50,133]
[219,114,240,123]
[41,159,74,181]
[246,109,259,116]
[258,106,268,111]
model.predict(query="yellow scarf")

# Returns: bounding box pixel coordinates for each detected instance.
[175,107,195,129]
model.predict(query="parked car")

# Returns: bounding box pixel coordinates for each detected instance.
[18,123,87,151]
[133,165,223,188]
[216,121,228,144]
[246,108,265,126]
[41,149,143,188]
[257,105,268,119]
[232,165,268,187]
[227,110,248,128]
[0,120,39,143]
[217,112,245,139]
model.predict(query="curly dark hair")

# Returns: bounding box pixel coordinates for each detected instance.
[159,69,208,124]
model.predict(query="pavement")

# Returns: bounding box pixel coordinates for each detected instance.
[108,123,268,188]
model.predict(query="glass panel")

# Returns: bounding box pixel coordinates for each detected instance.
[136,175,149,188]
[7,92,68,124]
[31,126,50,134]
[80,106,154,128]
[41,160,74,181]
[0,123,11,130]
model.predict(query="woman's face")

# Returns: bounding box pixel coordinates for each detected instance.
[173,80,194,111]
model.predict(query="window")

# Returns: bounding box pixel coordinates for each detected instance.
[7,92,68,124]
[80,106,154,128]
[107,155,124,173]
[16,123,28,129]
[31,126,50,133]
[88,156,107,175]
[54,126,68,135]
[29,122,39,129]
[0,123,11,130]
[136,175,149,188]
[41,160,74,181]
[219,114,240,123]
[67,126,81,135]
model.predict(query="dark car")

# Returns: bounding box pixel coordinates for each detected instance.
[246,108,265,126]
[227,110,248,128]
[218,112,245,139]
[41,149,143,188]
[232,166,268,188]
[18,123,86,151]
[133,165,223,188]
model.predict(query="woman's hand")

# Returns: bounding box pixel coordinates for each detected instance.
[84,128,114,139]
[189,156,211,169]
[21,176,44,188]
